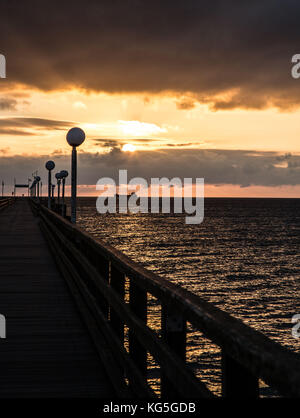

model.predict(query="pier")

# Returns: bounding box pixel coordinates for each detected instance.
[0,197,300,398]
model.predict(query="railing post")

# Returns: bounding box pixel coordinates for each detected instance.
[221,350,259,398]
[129,278,147,381]
[110,265,125,342]
[96,257,110,318]
[161,305,186,398]
[79,245,110,319]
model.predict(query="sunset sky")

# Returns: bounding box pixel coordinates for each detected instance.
[1,1,300,196]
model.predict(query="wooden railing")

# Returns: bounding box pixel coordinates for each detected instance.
[0,197,14,212]
[30,198,300,399]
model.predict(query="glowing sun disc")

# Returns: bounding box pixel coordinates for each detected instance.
[122,143,136,152]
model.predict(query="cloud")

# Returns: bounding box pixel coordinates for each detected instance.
[71,148,300,187]
[1,148,300,187]
[1,1,300,110]
[0,98,17,110]
[91,137,165,150]
[0,117,73,135]
[73,101,87,109]
[0,128,34,136]
[166,142,203,147]
[91,138,121,148]
[0,147,10,154]
[117,120,167,136]
[176,97,196,110]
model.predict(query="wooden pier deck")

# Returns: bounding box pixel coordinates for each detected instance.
[0,198,114,397]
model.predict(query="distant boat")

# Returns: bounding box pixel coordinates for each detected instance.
[115,192,138,200]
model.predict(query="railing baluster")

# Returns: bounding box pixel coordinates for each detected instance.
[85,249,109,318]
[65,233,110,318]
[221,350,259,398]
[97,257,110,318]
[129,278,147,381]
[161,305,186,398]
[110,265,125,342]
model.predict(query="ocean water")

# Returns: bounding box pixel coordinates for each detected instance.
[76,197,300,395]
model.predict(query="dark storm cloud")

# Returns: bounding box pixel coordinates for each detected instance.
[78,148,300,187]
[1,0,300,109]
[0,117,73,135]
[1,148,300,187]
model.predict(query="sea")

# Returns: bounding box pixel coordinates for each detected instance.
[76,197,300,396]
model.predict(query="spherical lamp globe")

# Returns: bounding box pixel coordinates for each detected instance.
[60,170,69,178]
[66,127,85,147]
[45,160,55,171]
[35,176,41,182]
[55,172,62,180]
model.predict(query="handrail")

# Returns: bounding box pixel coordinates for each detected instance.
[30,198,300,398]
[0,197,14,211]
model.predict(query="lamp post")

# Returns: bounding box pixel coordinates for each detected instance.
[55,172,62,205]
[60,170,68,216]
[28,178,31,197]
[30,179,37,198]
[35,176,41,200]
[66,127,85,224]
[45,160,55,209]
[52,184,55,199]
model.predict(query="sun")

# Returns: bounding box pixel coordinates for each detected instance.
[122,143,136,152]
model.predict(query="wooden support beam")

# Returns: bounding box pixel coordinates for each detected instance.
[161,305,186,398]
[221,350,259,398]
[129,279,148,381]
[110,265,125,343]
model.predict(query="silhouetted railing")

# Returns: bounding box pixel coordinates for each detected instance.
[0,197,14,211]
[37,197,69,220]
[30,198,300,398]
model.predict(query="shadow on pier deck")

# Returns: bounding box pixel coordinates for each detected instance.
[0,197,300,399]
